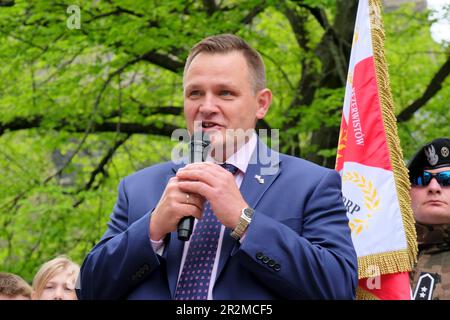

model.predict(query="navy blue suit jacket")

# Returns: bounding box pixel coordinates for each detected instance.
[77,141,357,299]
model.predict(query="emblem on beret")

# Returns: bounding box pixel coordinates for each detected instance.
[442,146,449,158]
[424,144,439,166]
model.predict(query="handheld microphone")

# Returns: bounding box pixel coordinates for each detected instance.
[177,131,210,241]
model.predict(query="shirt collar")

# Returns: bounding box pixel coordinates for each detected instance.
[206,131,257,174]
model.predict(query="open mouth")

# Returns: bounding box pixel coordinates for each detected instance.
[201,121,222,130]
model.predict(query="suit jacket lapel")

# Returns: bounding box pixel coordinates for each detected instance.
[215,141,282,282]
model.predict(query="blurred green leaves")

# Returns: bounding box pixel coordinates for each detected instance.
[0,0,448,281]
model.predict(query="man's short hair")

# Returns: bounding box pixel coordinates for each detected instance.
[184,34,266,93]
[0,272,32,299]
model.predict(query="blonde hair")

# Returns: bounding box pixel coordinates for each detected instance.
[0,272,32,299]
[32,256,80,299]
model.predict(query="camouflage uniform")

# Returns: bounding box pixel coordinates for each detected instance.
[410,224,450,300]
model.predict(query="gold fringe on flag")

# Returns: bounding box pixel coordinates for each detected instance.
[368,0,418,272]
[356,287,379,300]
[358,250,413,279]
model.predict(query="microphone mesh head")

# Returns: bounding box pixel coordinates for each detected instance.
[190,131,211,163]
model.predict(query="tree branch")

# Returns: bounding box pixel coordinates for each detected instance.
[283,5,310,52]
[1,110,272,137]
[83,134,131,191]
[298,3,328,30]
[0,30,45,51]
[38,48,84,86]
[203,0,218,16]
[42,57,141,183]
[282,4,319,108]
[86,6,144,23]
[140,50,184,73]
[0,116,179,136]
[128,96,183,116]
[397,56,450,122]
[240,3,266,24]
[0,0,14,7]
[0,116,43,135]
[259,51,295,91]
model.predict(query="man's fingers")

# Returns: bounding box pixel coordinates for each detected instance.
[180,162,217,170]
[179,203,203,220]
[179,162,230,176]
[177,169,218,186]
[177,163,234,187]
[182,192,204,211]
[178,180,212,200]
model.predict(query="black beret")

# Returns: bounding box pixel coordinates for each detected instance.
[408,138,450,176]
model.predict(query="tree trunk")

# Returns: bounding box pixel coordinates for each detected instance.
[307,0,358,168]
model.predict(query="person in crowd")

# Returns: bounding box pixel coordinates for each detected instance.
[0,272,32,300]
[32,256,79,300]
[409,138,450,300]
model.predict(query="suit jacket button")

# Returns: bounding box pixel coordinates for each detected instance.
[273,264,281,272]
[268,259,276,267]
[256,252,264,260]
[262,256,270,264]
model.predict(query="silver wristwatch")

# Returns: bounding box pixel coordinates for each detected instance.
[230,207,254,240]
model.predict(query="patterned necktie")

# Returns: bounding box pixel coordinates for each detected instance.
[175,163,238,300]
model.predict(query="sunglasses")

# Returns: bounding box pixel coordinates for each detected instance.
[410,170,450,187]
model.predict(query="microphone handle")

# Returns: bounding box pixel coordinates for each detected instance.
[177,133,210,241]
[178,216,195,241]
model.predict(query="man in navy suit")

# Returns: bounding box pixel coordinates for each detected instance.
[77,34,357,300]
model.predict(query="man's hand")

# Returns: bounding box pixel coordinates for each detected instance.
[149,176,205,241]
[176,162,248,229]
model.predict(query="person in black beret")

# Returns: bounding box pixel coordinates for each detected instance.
[408,138,450,300]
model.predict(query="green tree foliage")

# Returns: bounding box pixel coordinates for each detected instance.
[0,0,448,281]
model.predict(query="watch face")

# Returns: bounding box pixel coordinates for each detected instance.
[243,208,254,218]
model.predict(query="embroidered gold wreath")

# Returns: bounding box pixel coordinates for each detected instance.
[336,129,348,161]
[342,171,380,235]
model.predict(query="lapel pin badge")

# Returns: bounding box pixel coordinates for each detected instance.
[254,175,264,184]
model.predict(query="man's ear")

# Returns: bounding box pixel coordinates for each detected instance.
[255,88,272,120]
